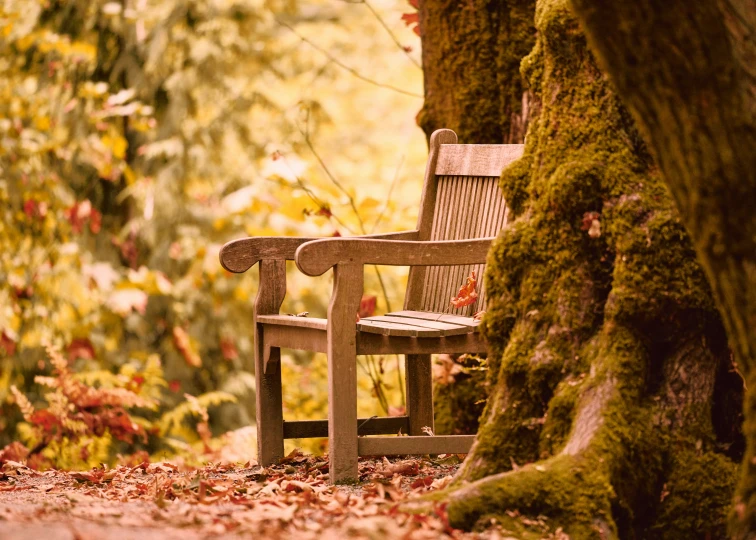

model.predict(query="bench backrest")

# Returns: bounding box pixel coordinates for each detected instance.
[405,129,524,316]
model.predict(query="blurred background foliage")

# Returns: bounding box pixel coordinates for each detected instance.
[0,0,429,468]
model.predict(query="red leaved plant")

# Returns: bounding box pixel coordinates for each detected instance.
[3,346,157,469]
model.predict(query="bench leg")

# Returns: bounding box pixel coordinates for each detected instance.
[254,259,287,467]
[327,263,362,484]
[405,354,434,435]
[255,337,284,466]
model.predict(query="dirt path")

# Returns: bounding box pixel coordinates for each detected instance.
[0,454,495,539]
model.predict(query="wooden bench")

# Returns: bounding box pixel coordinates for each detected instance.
[220,129,523,483]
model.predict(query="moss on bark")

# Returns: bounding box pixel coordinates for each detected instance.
[417,0,535,143]
[567,0,756,535]
[416,0,745,536]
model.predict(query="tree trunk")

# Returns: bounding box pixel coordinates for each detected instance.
[418,0,536,435]
[418,0,746,536]
[417,0,535,143]
[567,1,756,536]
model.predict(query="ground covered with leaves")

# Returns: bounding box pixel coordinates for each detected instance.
[0,452,552,539]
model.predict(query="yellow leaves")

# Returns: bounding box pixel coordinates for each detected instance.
[33,115,50,131]
[101,133,128,160]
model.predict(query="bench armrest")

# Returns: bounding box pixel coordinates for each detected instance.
[295,237,495,277]
[219,230,420,273]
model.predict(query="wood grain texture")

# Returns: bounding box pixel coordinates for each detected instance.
[435,144,525,176]
[295,237,494,277]
[387,310,481,329]
[283,416,410,439]
[421,174,509,315]
[256,315,328,331]
[254,259,287,466]
[405,129,458,309]
[357,435,475,456]
[405,354,434,436]
[264,325,327,354]
[356,332,488,356]
[357,319,444,338]
[327,263,363,483]
[220,230,419,274]
[359,315,472,337]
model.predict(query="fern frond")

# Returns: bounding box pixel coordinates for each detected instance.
[10,385,35,422]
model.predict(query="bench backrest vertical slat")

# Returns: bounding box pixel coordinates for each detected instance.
[404,131,524,317]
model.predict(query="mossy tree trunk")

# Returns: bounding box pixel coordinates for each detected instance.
[568,1,756,536]
[418,0,746,537]
[417,0,536,435]
[417,0,535,143]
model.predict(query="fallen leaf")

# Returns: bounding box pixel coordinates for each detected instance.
[450,271,478,308]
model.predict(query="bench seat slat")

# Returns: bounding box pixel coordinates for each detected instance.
[357,319,441,338]
[256,314,328,330]
[386,310,480,329]
[359,315,471,336]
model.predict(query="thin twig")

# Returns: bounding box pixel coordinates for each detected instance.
[269,156,356,234]
[361,0,421,69]
[302,132,367,233]
[274,16,422,98]
[370,154,404,234]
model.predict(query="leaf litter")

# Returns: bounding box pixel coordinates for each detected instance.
[0,452,506,539]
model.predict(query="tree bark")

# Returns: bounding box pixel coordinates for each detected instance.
[417,0,746,536]
[417,0,535,143]
[567,1,756,536]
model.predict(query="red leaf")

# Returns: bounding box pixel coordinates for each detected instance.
[220,337,238,361]
[410,476,434,490]
[450,271,478,308]
[580,211,600,230]
[30,410,59,431]
[359,295,377,318]
[0,331,17,356]
[89,208,102,234]
[67,338,95,362]
[315,206,332,218]
[0,442,29,464]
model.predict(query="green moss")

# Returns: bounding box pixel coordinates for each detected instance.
[652,451,738,539]
[448,455,616,538]
[539,379,582,456]
[440,0,739,533]
[433,356,489,435]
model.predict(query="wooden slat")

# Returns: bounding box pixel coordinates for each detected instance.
[265,325,327,353]
[405,129,457,311]
[387,310,480,329]
[358,319,440,338]
[357,435,475,456]
[362,315,471,336]
[435,144,524,176]
[283,416,410,439]
[357,332,487,355]
[256,314,328,331]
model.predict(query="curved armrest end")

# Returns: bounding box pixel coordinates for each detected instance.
[219,239,258,273]
[295,241,333,277]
